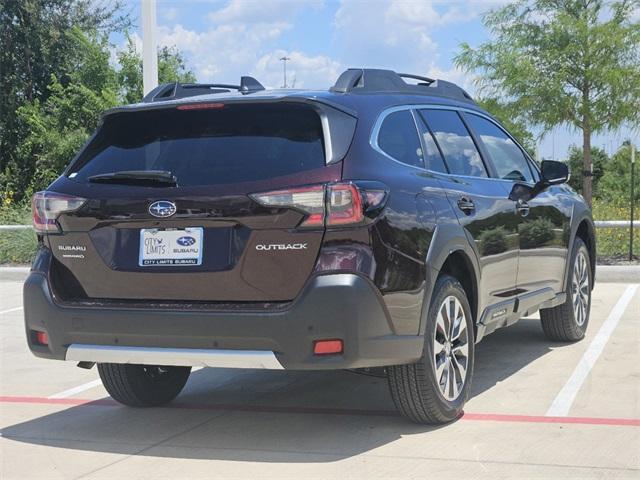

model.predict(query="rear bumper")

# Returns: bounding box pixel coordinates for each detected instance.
[23,271,424,370]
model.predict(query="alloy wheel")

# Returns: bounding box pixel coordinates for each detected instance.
[572,251,590,326]
[433,295,469,401]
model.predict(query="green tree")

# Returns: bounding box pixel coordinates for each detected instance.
[0,0,129,199]
[566,145,608,194]
[455,0,640,206]
[118,37,197,105]
[598,141,639,203]
[15,27,119,195]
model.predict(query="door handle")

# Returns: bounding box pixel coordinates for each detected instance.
[457,196,475,214]
[516,199,530,217]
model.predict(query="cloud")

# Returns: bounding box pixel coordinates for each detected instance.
[157,22,291,81]
[208,0,323,24]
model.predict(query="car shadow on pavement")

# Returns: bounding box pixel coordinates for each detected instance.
[1,317,570,463]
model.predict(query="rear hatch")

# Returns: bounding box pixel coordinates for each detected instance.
[43,101,355,303]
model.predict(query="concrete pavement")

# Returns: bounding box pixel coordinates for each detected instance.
[0,279,639,479]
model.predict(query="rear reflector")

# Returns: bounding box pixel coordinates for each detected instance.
[313,339,343,355]
[34,331,48,346]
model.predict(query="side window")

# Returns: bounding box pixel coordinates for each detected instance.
[464,113,534,183]
[419,109,487,177]
[377,110,424,168]
[415,114,448,173]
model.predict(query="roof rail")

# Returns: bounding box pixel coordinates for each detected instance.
[329,68,474,104]
[142,76,265,103]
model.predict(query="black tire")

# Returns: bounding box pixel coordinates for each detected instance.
[387,274,475,424]
[98,363,191,407]
[540,237,592,342]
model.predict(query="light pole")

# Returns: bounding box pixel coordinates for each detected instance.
[280,56,290,88]
[631,144,636,261]
[142,0,158,95]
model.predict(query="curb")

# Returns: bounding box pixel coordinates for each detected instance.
[0,265,637,283]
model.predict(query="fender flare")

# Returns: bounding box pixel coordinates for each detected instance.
[419,222,481,336]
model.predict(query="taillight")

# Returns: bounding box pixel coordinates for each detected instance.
[250,185,325,227]
[32,191,86,233]
[250,182,387,228]
[327,183,363,226]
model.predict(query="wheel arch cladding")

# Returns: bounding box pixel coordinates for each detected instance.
[438,250,479,333]
[575,219,596,285]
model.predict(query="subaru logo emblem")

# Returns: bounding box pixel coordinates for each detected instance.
[149,200,177,218]
[177,236,196,246]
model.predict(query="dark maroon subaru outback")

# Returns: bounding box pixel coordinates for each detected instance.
[24,69,595,424]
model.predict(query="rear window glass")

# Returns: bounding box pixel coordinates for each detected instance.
[68,103,326,186]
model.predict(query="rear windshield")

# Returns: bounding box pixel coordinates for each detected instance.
[67,103,326,186]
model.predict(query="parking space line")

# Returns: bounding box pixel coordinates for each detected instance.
[1,395,638,427]
[46,367,202,399]
[0,306,22,315]
[546,284,639,417]
[47,379,102,399]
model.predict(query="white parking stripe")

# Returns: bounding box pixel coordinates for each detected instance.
[0,306,22,315]
[546,284,639,417]
[48,379,103,399]
[47,366,203,399]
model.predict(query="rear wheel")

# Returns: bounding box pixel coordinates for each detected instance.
[540,237,591,342]
[387,275,475,424]
[98,363,191,407]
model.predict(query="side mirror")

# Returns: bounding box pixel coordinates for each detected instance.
[540,160,569,186]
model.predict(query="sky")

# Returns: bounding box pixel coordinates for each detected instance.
[115,0,638,160]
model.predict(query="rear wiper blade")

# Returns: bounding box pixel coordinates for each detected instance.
[88,170,177,187]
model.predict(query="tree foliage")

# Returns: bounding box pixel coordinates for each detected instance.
[0,3,196,200]
[455,0,640,205]
[598,142,640,203]
[0,0,129,195]
[566,145,608,193]
[118,37,196,105]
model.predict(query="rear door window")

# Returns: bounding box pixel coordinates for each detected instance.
[68,103,326,186]
[419,109,487,177]
[464,113,534,183]
[415,114,448,173]
[377,110,424,168]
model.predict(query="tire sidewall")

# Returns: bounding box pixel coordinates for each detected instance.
[422,275,475,417]
[567,238,592,336]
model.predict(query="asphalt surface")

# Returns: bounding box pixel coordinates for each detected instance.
[1,278,639,479]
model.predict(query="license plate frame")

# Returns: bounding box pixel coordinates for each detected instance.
[139,227,204,267]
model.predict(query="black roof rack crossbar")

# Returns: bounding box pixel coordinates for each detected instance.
[142,76,265,103]
[330,68,475,104]
[397,73,435,85]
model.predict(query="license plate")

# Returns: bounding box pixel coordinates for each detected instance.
[139,227,203,266]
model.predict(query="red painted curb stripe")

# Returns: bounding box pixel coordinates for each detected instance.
[1,395,638,427]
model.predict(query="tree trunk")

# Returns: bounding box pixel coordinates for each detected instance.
[582,124,592,207]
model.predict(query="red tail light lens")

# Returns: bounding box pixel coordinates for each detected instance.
[32,191,86,233]
[327,184,363,226]
[251,182,387,228]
